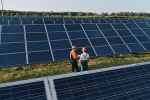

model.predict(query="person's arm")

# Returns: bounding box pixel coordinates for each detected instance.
[87,54,90,62]
[73,52,79,59]
[87,57,90,63]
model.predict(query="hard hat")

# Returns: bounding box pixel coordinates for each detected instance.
[72,46,77,49]
[82,47,86,51]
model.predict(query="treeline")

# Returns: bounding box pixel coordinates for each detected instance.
[0,10,150,18]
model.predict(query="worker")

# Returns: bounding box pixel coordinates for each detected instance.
[79,47,90,72]
[70,46,79,72]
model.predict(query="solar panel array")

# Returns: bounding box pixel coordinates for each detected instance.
[1,22,150,67]
[0,78,51,100]
[0,18,150,25]
[49,62,150,100]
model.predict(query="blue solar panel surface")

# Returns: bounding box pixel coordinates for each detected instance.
[49,62,150,100]
[0,79,50,100]
[0,19,150,67]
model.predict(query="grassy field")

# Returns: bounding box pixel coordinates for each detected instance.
[0,52,150,84]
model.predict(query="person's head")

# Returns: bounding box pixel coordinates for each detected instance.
[72,46,77,51]
[82,47,86,53]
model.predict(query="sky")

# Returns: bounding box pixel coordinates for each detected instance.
[2,0,150,14]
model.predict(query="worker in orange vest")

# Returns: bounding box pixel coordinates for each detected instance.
[70,46,79,72]
[79,47,90,72]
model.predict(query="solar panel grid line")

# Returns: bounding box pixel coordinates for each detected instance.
[53,20,56,24]
[89,20,92,24]
[146,23,150,27]
[110,23,132,52]
[135,23,150,40]
[23,25,29,64]
[123,69,145,100]
[80,24,98,56]
[96,24,116,54]
[123,23,147,51]
[102,72,119,100]
[131,68,150,100]
[8,20,10,25]
[72,20,75,24]
[63,24,73,47]
[44,80,52,100]
[32,20,34,25]
[20,20,22,25]
[44,24,55,61]
[0,25,2,44]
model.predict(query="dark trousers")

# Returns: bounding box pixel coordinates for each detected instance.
[71,59,79,72]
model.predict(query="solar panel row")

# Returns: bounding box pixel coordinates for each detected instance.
[1,62,150,100]
[0,20,150,25]
[1,23,150,67]
[49,62,150,100]
[0,78,51,100]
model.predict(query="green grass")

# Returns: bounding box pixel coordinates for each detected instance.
[0,52,150,84]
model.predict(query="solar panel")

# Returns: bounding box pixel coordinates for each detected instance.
[50,40,71,50]
[68,31,87,39]
[48,32,68,40]
[136,23,150,28]
[49,62,150,100]
[9,21,21,25]
[122,36,138,44]
[2,25,24,33]
[102,30,118,37]
[116,30,132,36]
[0,53,26,67]
[64,21,74,24]
[111,44,131,54]
[26,33,48,41]
[0,78,51,100]
[135,35,150,42]
[114,20,122,23]
[44,21,54,24]
[97,24,113,30]
[1,33,24,43]
[71,39,91,47]
[82,24,99,30]
[55,21,64,24]
[130,29,145,35]
[142,29,150,35]
[0,43,25,54]
[82,20,91,24]
[0,21,8,25]
[27,41,50,52]
[33,21,44,24]
[112,24,127,29]
[85,31,103,38]
[125,23,139,29]
[46,25,65,32]
[127,43,145,52]
[74,20,82,24]
[99,20,107,23]
[65,24,83,31]
[90,38,108,46]
[25,25,46,32]
[28,51,53,63]
[22,20,33,25]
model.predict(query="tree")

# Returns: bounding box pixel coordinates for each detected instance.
[10,13,13,16]
[15,13,20,16]
[78,12,84,16]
